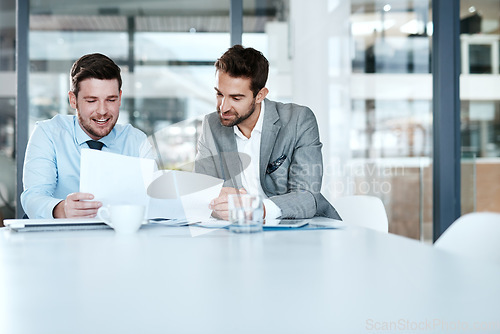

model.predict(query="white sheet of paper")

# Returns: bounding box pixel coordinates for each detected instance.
[80,149,155,210]
[147,170,223,221]
[147,197,186,220]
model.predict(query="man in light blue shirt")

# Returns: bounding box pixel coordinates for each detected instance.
[21,53,155,219]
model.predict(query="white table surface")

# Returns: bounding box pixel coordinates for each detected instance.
[1,218,499,334]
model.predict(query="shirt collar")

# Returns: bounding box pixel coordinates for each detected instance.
[74,116,116,148]
[234,99,265,140]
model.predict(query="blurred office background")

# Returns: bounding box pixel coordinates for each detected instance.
[0,0,499,242]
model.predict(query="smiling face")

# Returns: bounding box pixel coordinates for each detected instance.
[215,71,268,134]
[69,78,122,140]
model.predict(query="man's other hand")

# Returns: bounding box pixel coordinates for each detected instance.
[209,187,247,220]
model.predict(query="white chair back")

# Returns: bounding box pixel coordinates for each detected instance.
[434,212,500,264]
[332,195,389,233]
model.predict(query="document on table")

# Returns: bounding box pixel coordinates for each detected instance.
[79,149,223,221]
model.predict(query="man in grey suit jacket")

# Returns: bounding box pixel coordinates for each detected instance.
[194,45,340,221]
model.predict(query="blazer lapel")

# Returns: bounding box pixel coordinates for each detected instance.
[260,99,281,184]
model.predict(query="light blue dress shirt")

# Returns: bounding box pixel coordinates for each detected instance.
[21,115,155,219]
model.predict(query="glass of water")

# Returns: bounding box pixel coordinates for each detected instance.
[228,194,263,233]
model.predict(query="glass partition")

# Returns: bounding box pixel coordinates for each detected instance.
[14,0,496,241]
[347,1,432,240]
[245,0,433,240]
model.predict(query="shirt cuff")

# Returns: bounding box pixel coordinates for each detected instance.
[46,198,64,219]
[263,198,282,220]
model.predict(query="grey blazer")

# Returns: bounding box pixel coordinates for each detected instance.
[194,98,341,220]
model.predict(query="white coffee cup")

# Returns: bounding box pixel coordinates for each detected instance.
[98,204,145,235]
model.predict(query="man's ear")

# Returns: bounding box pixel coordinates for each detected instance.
[68,91,77,109]
[255,87,269,103]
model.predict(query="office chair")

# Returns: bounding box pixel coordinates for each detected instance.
[332,195,389,233]
[434,212,500,264]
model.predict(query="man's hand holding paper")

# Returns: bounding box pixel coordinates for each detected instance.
[53,192,102,218]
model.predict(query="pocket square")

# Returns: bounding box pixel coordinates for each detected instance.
[266,154,287,174]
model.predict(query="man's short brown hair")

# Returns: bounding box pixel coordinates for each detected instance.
[70,53,122,97]
[215,45,269,97]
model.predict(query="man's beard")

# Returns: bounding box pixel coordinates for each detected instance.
[78,110,116,140]
[218,99,256,127]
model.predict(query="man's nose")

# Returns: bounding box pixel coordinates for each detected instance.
[220,97,231,112]
[96,102,106,115]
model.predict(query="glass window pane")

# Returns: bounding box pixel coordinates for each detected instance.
[0,0,16,222]
[28,1,230,170]
[460,0,500,216]
[242,0,284,101]
[469,44,492,73]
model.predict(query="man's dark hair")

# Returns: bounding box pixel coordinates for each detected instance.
[70,53,122,97]
[215,45,269,97]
